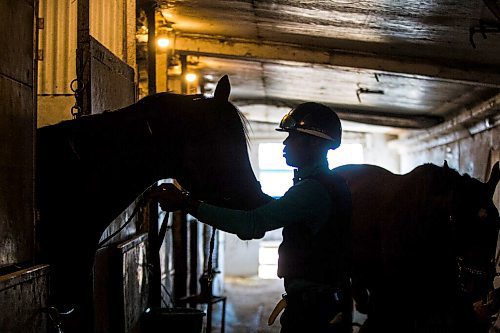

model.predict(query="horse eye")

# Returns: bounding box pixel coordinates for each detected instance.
[478,208,488,220]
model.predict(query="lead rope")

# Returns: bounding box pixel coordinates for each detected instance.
[200,226,217,298]
[97,195,145,248]
[207,227,216,278]
[97,184,158,248]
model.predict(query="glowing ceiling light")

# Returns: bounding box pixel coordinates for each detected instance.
[185,73,197,82]
[157,37,170,48]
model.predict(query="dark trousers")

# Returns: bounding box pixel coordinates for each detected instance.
[279,287,352,333]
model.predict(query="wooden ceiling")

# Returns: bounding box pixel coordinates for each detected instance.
[143,0,500,131]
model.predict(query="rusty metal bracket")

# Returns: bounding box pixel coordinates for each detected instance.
[356,87,384,103]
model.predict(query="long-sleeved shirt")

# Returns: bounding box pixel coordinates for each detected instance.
[196,160,332,239]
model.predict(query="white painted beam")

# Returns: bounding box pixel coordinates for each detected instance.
[174,33,500,88]
[234,97,442,129]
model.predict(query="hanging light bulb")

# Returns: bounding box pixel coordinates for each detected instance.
[185,73,197,82]
[157,36,170,48]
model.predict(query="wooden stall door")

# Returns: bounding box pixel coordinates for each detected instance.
[84,39,141,332]
[80,22,141,333]
[0,1,50,332]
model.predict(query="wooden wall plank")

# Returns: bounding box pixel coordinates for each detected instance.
[0,265,50,333]
[0,0,35,268]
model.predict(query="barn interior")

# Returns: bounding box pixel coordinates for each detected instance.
[1,0,500,332]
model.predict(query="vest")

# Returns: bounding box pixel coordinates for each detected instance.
[277,170,352,286]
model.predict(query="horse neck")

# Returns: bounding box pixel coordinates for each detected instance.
[239,149,270,207]
[409,165,452,213]
[409,165,458,259]
[97,104,188,219]
[230,157,270,209]
[45,101,182,223]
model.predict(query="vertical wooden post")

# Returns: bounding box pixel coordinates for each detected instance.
[189,220,199,296]
[165,49,170,92]
[173,211,188,300]
[77,0,91,115]
[180,54,187,94]
[147,201,161,308]
[145,2,156,95]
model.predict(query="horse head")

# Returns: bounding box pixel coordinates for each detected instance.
[148,75,266,210]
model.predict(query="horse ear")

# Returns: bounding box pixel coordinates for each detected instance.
[487,161,499,198]
[214,75,231,102]
[443,160,449,169]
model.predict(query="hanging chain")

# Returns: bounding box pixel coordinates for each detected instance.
[70,48,89,119]
[70,78,84,119]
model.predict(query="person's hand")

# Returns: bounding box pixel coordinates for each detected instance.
[149,183,187,212]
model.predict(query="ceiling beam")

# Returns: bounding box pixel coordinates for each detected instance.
[390,92,500,151]
[173,33,500,88]
[233,97,443,129]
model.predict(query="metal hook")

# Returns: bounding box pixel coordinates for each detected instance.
[41,306,73,333]
[469,19,500,48]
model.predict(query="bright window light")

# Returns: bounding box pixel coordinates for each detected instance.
[259,171,293,197]
[258,142,364,197]
[258,143,291,170]
[258,143,293,197]
[258,241,280,279]
[328,143,364,169]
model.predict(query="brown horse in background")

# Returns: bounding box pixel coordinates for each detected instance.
[335,162,500,332]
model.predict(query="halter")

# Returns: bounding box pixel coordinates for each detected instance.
[455,254,494,296]
[450,210,498,321]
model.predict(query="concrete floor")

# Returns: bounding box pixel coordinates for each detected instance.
[209,276,285,333]
[207,276,366,333]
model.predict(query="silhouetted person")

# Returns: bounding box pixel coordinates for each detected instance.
[153,102,352,333]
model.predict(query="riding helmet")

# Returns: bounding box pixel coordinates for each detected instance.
[276,102,342,149]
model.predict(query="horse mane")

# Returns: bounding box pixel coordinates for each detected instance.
[232,103,251,147]
[38,92,251,148]
[414,162,473,188]
[39,93,191,132]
